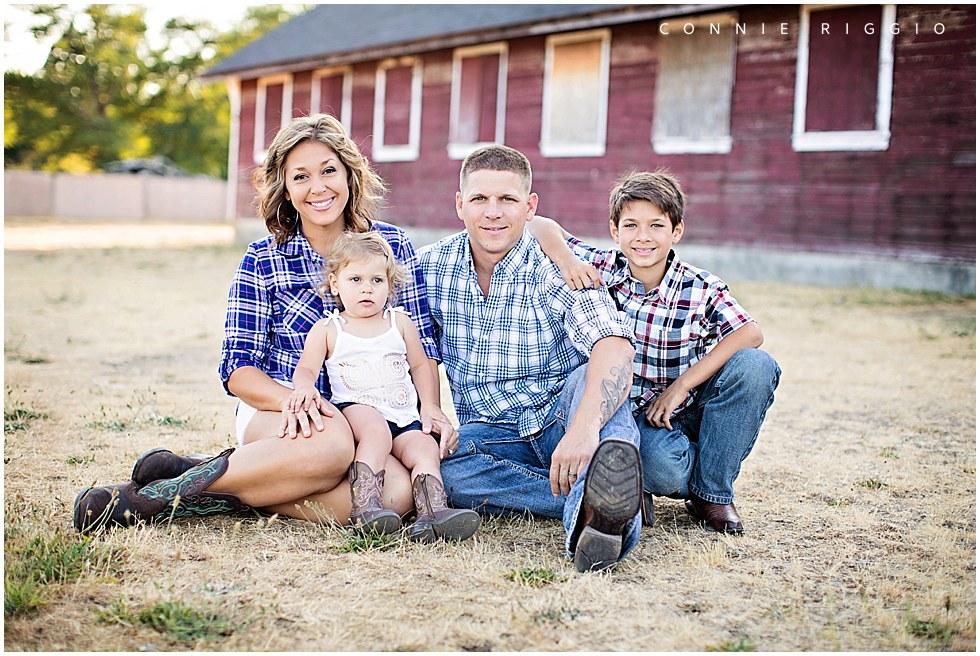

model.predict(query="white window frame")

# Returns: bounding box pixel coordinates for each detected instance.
[448,42,508,160]
[653,11,737,155]
[373,57,423,162]
[253,74,293,164]
[540,28,611,158]
[792,4,896,152]
[311,66,353,133]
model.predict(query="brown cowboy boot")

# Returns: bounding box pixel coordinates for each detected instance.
[348,462,402,535]
[407,473,481,543]
[131,448,209,485]
[73,449,246,534]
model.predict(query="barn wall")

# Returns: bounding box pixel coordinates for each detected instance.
[231,4,975,263]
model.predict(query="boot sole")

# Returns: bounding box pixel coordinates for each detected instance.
[352,513,403,536]
[573,439,642,573]
[408,512,482,544]
[73,486,95,533]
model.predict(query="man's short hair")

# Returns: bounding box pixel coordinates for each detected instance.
[609,169,686,229]
[460,144,532,194]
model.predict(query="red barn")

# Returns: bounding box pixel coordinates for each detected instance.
[203,4,976,294]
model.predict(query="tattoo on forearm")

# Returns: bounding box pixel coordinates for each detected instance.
[599,361,632,424]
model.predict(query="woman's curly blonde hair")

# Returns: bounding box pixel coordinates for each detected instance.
[252,114,387,244]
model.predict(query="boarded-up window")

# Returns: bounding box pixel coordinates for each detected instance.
[805,6,880,131]
[541,29,610,157]
[312,68,351,131]
[253,75,293,163]
[793,4,896,151]
[653,13,736,154]
[449,43,507,159]
[373,58,422,161]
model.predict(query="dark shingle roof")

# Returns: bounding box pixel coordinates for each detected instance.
[204,4,649,78]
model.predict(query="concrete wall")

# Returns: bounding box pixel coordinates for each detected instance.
[4,170,227,223]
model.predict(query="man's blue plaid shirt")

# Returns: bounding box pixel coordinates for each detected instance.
[418,230,634,438]
[219,222,438,399]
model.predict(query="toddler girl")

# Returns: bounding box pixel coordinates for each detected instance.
[284,232,480,542]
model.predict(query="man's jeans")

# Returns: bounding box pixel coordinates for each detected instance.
[638,348,781,504]
[440,364,642,562]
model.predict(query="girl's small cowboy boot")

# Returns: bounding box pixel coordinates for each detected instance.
[348,462,402,535]
[407,473,481,543]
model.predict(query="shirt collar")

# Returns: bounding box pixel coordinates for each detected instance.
[464,229,534,279]
[611,248,681,297]
[274,226,324,266]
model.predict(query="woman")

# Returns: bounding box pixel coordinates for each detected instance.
[74,114,455,532]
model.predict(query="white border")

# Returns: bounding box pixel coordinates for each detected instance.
[448,42,509,160]
[792,4,896,152]
[311,66,353,133]
[373,57,423,162]
[653,12,737,155]
[253,74,293,164]
[541,28,611,158]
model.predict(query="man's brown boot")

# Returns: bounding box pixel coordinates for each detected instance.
[407,474,481,543]
[348,462,402,535]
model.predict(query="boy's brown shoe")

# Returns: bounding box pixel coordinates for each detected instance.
[685,497,744,534]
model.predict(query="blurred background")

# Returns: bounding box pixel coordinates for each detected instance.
[4,4,976,294]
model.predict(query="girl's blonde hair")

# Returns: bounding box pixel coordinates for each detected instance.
[252,114,387,244]
[320,232,410,306]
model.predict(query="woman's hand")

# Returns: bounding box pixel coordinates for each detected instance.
[420,402,459,459]
[278,390,333,439]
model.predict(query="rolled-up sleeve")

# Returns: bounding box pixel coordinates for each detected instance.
[546,269,634,357]
[387,228,440,362]
[219,245,271,394]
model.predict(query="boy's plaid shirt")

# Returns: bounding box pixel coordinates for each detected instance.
[219,222,438,399]
[419,230,634,437]
[567,237,754,415]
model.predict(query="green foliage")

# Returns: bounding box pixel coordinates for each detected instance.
[4,4,308,176]
[4,406,47,433]
[707,636,757,652]
[906,617,955,647]
[339,529,401,553]
[4,502,124,616]
[99,598,238,643]
[506,566,564,587]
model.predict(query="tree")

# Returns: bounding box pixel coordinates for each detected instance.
[4,4,306,177]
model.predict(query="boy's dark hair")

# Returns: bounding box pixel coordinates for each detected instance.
[609,170,686,229]
[460,144,532,194]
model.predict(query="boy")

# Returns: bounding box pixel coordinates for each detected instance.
[529,170,781,534]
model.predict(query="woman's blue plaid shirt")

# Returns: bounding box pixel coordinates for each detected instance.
[219,222,438,399]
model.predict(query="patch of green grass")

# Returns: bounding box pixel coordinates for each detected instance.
[506,566,564,587]
[88,392,190,432]
[99,599,238,643]
[906,617,955,647]
[857,478,887,490]
[532,606,580,623]
[878,447,899,459]
[66,454,96,466]
[4,406,47,433]
[4,524,123,616]
[338,529,400,553]
[708,636,756,651]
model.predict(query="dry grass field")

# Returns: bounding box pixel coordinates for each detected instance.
[4,223,976,651]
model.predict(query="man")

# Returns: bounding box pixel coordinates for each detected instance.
[417,145,643,572]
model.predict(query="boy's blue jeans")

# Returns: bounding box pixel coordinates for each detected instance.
[638,348,781,504]
[440,364,642,562]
